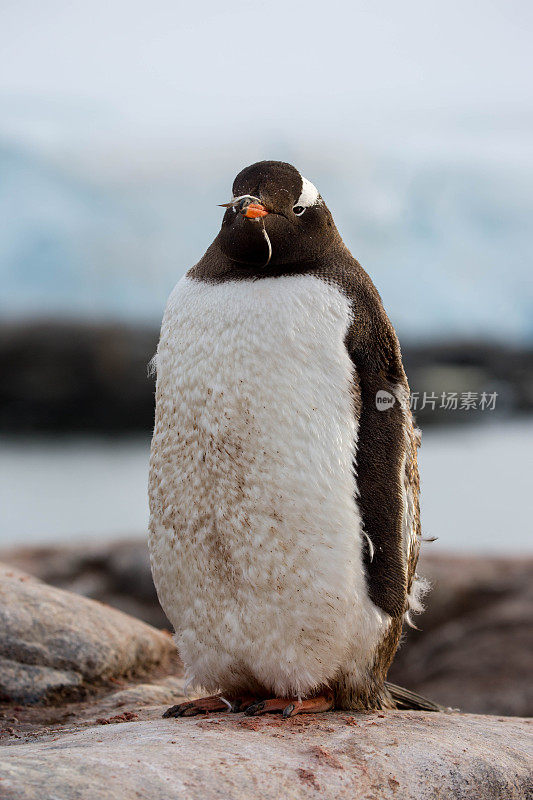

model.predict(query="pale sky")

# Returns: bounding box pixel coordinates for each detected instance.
[1,0,532,155]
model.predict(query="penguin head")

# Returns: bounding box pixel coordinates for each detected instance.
[217,161,339,268]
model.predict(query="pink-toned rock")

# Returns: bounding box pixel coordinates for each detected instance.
[0,563,175,704]
[0,710,530,799]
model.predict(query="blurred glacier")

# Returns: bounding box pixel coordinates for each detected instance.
[1,136,531,342]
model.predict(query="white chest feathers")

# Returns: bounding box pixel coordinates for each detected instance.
[148,274,389,698]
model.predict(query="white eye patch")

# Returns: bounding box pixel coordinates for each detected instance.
[296,175,320,209]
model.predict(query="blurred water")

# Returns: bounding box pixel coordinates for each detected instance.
[0,437,150,546]
[0,421,531,552]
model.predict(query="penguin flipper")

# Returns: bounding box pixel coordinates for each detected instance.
[349,354,412,618]
[339,263,422,620]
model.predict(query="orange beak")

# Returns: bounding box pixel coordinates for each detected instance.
[243,202,268,219]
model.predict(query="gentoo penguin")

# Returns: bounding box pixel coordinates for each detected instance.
[148,160,428,717]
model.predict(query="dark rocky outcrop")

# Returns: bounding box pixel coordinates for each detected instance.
[1,321,531,432]
[389,555,533,716]
[0,321,158,434]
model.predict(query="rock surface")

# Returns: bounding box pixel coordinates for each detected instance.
[0,710,530,800]
[0,563,176,703]
[0,562,530,798]
[3,543,532,716]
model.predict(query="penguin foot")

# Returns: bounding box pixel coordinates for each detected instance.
[163,693,257,718]
[244,689,334,718]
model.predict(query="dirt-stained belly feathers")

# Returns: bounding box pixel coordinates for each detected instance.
[148,274,388,698]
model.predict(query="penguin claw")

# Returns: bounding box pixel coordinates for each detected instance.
[228,694,258,713]
[163,703,186,718]
[162,695,228,717]
[244,698,287,716]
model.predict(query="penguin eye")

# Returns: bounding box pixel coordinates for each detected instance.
[293,205,305,216]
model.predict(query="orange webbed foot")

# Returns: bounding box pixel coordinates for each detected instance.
[163,692,257,718]
[244,689,334,718]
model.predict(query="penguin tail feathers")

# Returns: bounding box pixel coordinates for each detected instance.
[384,681,450,712]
